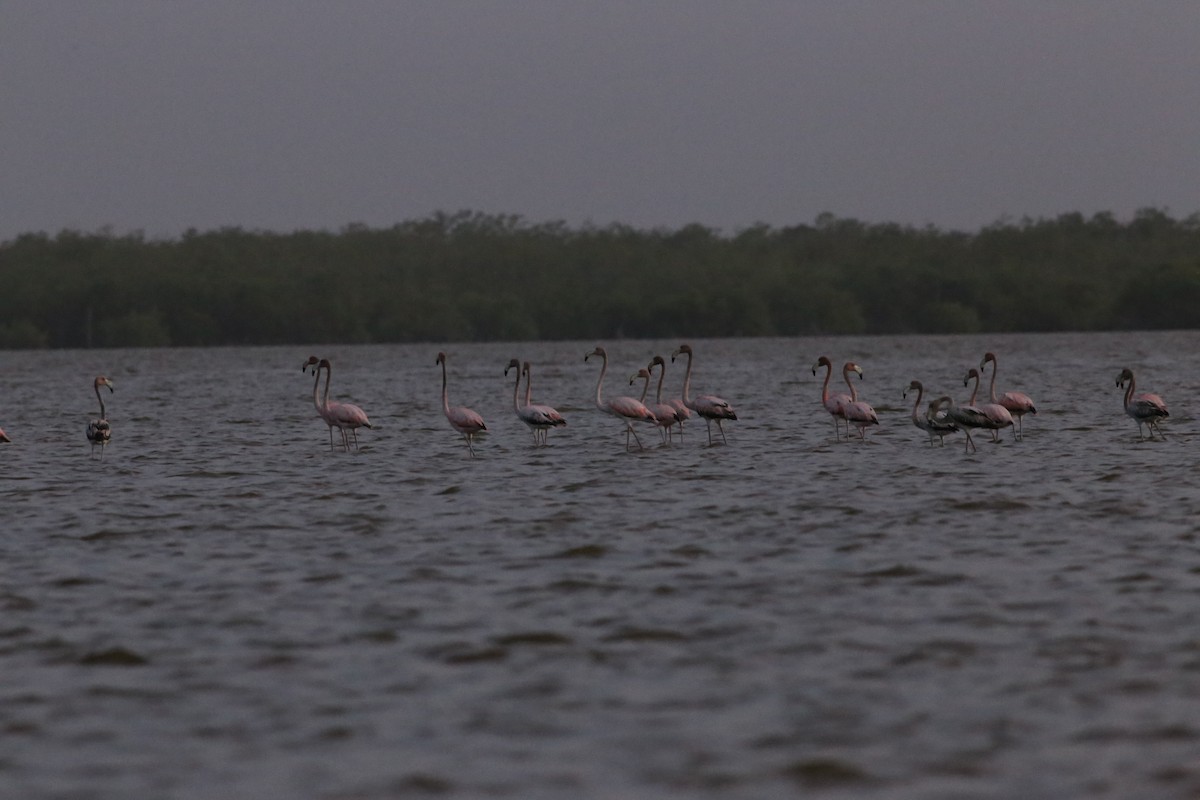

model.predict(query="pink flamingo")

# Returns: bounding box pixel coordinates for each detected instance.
[963,368,1014,442]
[585,346,657,450]
[505,358,566,445]
[86,376,114,459]
[631,366,680,444]
[523,362,564,443]
[840,362,879,440]
[979,352,1037,440]
[904,380,958,446]
[648,355,690,441]
[302,355,347,449]
[313,357,373,450]
[670,343,737,445]
[1116,368,1169,441]
[812,356,851,439]
[437,351,487,456]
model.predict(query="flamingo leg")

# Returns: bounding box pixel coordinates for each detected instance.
[963,429,977,454]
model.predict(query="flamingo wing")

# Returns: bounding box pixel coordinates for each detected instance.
[522,404,567,427]
[1130,393,1169,420]
[694,394,737,420]
[999,391,1037,415]
[330,401,372,428]
[448,406,486,434]
[608,396,656,422]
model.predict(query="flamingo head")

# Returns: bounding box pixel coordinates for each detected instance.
[980,352,997,370]
[585,346,605,362]
[504,358,520,376]
[94,376,114,393]
[436,351,447,366]
[629,368,650,386]
[301,355,319,373]
[903,379,923,399]
[522,361,532,376]
[317,358,332,372]
[963,368,980,386]
[670,343,693,363]
[844,362,863,381]
[1116,368,1134,389]
[649,355,666,370]
[811,355,832,375]
[932,395,954,412]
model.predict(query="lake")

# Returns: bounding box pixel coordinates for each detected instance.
[2,331,1199,799]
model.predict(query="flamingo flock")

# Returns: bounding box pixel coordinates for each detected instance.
[0,346,1168,461]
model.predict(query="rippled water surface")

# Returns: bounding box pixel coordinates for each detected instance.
[2,332,1200,799]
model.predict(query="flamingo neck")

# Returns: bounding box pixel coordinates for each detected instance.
[967,374,979,406]
[441,360,451,415]
[523,370,532,408]
[510,368,522,412]
[654,364,666,404]
[844,367,858,402]
[593,353,608,411]
[636,375,649,403]
[910,385,923,422]
[95,385,107,419]
[820,363,832,404]
[311,367,323,413]
[321,364,333,410]
[987,361,999,403]
[679,352,693,403]
[1123,376,1135,410]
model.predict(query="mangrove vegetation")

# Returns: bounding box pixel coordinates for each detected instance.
[1,207,1198,349]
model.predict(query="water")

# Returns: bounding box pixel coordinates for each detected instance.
[2,332,1199,799]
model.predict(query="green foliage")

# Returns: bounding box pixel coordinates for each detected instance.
[0,208,1197,349]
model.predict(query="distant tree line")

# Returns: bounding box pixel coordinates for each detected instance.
[1,208,1198,349]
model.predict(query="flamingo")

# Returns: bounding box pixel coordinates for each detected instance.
[812,356,851,440]
[585,346,657,450]
[302,355,347,449]
[313,357,372,450]
[1116,368,1169,441]
[523,362,567,445]
[938,395,988,454]
[980,352,1037,440]
[631,365,680,444]
[648,355,690,441]
[670,343,737,445]
[840,362,879,440]
[963,368,1014,442]
[437,351,487,456]
[904,380,959,446]
[505,359,566,445]
[86,376,114,459]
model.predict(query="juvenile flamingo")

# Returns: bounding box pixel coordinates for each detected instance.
[316,358,373,449]
[86,376,114,459]
[505,358,566,446]
[1116,368,1169,441]
[437,351,487,456]
[904,379,958,446]
[812,356,850,440]
[938,395,988,454]
[648,355,689,441]
[980,352,1037,440]
[963,368,1014,442]
[631,366,680,444]
[841,362,879,440]
[585,346,656,450]
[670,343,737,445]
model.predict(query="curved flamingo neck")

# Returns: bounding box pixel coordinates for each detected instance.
[593,352,608,411]
[679,351,693,404]
[510,367,522,412]
[1123,375,1135,410]
[523,367,533,407]
[986,359,999,403]
[819,362,832,404]
[95,384,107,419]
[653,363,666,404]
[967,372,980,406]
[310,366,323,413]
[440,359,452,415]
[635,373,649,403]
[320,363,334,410]
[910,385,924,422]
[843,366,859,402]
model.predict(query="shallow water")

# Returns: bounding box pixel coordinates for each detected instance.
[2,332,1199,799]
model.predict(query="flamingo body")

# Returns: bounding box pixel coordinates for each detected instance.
[964,368,1014,442]
[1116,368,1168,441]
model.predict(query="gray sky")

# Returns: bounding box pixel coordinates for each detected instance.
[3,2,1198,241]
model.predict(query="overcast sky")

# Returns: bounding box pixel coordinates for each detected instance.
[3,2,1198,241]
